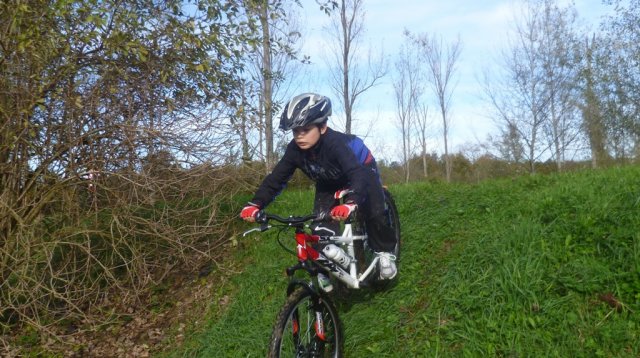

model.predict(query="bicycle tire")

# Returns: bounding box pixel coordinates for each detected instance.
[268,287,343,358]
[383,188,402,261]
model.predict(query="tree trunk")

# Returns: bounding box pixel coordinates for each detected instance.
[422,148,428,178]
[259,4,275,172]
[341,0,351,134]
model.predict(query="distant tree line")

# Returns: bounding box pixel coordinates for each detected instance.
[484,0,640,173]
[390,0,639,183]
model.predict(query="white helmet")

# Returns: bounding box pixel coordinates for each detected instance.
[279,93,332,130]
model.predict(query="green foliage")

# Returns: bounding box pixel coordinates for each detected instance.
[164,165,640,357]
[1,0,258,343]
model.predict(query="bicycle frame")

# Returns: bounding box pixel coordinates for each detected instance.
[293,219,379,290]
[242,210,381,291]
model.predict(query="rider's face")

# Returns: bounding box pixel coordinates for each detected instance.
[293,124,327,150]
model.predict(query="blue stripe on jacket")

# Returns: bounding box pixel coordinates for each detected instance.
[348,137,373,165]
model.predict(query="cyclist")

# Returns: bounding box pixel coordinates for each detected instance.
[240,93,397,281]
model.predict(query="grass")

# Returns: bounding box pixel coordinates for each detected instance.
[162,166,640,357]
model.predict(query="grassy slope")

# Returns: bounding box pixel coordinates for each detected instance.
[164,166,640,357]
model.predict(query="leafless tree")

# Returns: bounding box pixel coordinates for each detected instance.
[482,2,552,174]
[413,33,462,182]
[393,32,423,183]
[536,0,582,171]
[416,103,431,178]
[241,1,306,171]
[241,1,277,172]
[484,0,587,173]
[324,0,386,134]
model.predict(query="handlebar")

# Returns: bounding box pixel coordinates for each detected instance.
[242,211,318,237]
[255,211,318,225]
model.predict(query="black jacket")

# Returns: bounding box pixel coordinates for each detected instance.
[251,127,376,208]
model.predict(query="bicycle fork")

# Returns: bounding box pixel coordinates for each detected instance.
[314,309,326,341]
[284,269,329,355]
[287,296,328,357]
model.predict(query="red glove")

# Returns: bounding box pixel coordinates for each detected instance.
[240,203,260,222]
[330,203,357,220]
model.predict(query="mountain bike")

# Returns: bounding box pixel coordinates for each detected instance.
[242,188,401,357]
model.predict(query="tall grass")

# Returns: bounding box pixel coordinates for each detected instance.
[164,166,640,357]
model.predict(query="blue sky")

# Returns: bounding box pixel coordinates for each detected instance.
[295,0,613,161]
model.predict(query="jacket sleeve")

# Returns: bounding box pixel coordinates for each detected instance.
[251,142,298,208]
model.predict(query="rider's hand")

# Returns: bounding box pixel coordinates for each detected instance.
[330,203,357,221]
[240,203,260,222]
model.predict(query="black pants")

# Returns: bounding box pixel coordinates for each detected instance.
[311,166,396,253]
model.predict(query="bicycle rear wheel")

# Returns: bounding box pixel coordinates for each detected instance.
[268,287,343,358]
[383,188,401,260]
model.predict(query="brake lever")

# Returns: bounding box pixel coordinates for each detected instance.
[242,223,271,237]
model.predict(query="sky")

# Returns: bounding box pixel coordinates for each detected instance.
[295,0,614,162]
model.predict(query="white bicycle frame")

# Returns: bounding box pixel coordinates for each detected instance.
[316,221,379,289]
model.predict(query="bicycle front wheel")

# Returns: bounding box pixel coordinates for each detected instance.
[268,287,343,358]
